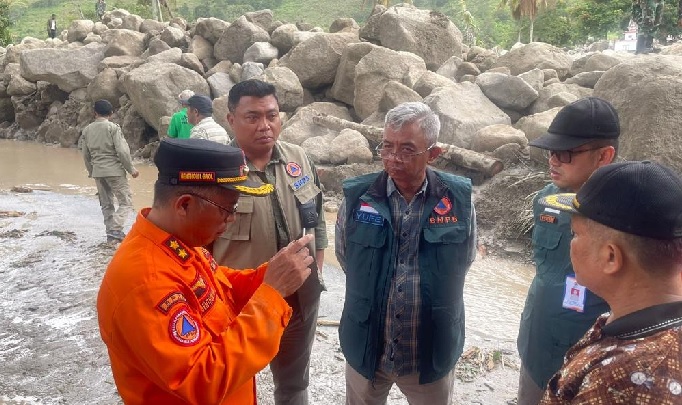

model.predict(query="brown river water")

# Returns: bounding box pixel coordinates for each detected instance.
[0,139,534,404]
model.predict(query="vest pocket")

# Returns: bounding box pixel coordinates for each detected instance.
[423,225,468,244]
[531,224,563,270]
[430,306,463,374]
[222,196,254,241]
[340,294,371,368]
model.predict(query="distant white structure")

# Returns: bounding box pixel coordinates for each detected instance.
[615,20,638,52]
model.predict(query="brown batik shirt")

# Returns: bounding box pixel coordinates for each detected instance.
[540,301,682,404]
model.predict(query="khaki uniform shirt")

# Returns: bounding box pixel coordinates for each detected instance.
[81,118,135,178]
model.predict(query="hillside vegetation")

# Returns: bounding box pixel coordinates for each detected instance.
[3,0,682,48]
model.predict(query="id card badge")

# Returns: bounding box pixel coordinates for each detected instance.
[562,275,586,313]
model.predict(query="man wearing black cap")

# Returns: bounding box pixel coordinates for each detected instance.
[537,161,682,404]
[516,97,620,404]
[187,94,230,145]
[81,99,139,243]
[212,79,327,405]
[97,138,316,405]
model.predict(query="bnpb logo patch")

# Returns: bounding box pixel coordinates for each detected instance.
[169,308,200,346]
[286,162,302,177]
[434,197,452,215]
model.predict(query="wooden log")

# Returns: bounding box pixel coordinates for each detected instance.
[317,319,340,327]
[310,112,384,146]
[433,142,504,179]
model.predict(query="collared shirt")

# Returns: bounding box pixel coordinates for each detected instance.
[378,177,428,375]
[190,117,230,145]
[81,118,136,178]
[541,301,682,404]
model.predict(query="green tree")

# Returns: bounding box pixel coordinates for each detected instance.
[499,0,556,42]
[0,0,13,45]
[570,0,630,41]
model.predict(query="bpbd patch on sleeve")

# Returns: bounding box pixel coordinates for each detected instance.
[169,307,201,346]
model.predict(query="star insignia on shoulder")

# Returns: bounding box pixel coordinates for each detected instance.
[163,237,191,263]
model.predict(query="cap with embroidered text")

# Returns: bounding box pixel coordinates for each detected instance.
[154,138,273,196]
[539,161,682,240]
[529,97,620,151]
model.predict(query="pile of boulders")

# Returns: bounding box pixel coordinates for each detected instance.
[1,3,682,184]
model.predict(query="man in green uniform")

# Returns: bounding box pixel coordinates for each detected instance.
[167,89,194,139]
[81,100,139,243]
[632,0,665,53]
[516,97,620,405]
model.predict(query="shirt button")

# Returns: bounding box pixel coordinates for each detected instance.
[393,338,398,343]
[399,259,404,265]
[395,314,400,319]
[401,232,407,238]
[398,286,403,292]
[405,210,410,215]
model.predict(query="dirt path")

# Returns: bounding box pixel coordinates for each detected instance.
[0,189,522,405]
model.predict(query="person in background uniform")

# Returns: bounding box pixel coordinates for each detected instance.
[538,161,682,404]
[632,0,665,53]
[97,138,316,405]
[168,89,194,139]
[47,14,57,39]
[187,95,230,145]
[81,99,139,243]
[516,97,620,405]
[211,79,327,405]
[95,0,106,20]
[336,102,477,405]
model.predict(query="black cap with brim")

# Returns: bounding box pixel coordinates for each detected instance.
[530,96,620,151]
[540,161,682,240]
[154,138,273,197]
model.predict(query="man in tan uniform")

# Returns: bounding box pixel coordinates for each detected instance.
[212,79,326,405]
[81,99,139,243]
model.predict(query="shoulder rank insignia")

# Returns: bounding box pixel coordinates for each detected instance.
[169,307,200,346]
[164,236,191,263]
[286,162,302,177]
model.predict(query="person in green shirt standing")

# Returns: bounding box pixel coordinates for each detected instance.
[167,89,194,139]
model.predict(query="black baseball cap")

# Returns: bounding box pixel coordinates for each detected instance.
[529,97,620,151]
[154,138,273,196]
[540,161,682,240]
[94,99,113,116]
[186,95,213,115]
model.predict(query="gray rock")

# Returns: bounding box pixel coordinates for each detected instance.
[514,107,562,163]
[147,48,182,65]
[470,124,527,153]
[102,29,147,57]
[195,17,230,44]
[214,16,270,64]
[529,83,592,114]
[329,18,359,33]
[66,20,95,43]
[139,19,166,34]
[413,70,455,98]
[518,68,544,92]
[179,53,205,75]
[87,68,122,107]
[436,56,463,81]
[207,72,234,99]
[20,43,106,92]
[240,62,265,81]
[379,80,422,112]
[493,42,572,79]
[280,105,338,145]
[244,9,274,33]
[147,38,171,56]
[262,66,303,112]
[330,42,377,105]
[564,71,605,89]
[160,26,187,49]
[243,42,279,65]
[328,128,372,164]
[475,72,538,111]
[189,35,213,61]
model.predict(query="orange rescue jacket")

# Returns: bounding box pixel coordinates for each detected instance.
[97,209,292,404]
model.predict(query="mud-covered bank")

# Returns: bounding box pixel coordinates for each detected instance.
[0,187,528,405]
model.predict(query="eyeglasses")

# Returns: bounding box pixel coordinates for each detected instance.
[187,193,238,220]
[375,143,435,162]
[543,147,604,164]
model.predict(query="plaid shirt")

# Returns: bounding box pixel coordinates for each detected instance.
[377,177,429,376]
[541,301,682,404]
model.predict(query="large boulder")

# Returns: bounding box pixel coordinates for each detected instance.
[261,66,304,112]
[470,124,527,153]
[206,72,234,99]
[353,46,427,120]
[529,82,592,115]
[20,43,106,92]
[213,16,270,63]
[195,17,230,44]
[0,98,14,122]
[102,29,147,57]
[189,35,213,61]
[514,107,562,163]
[66,20,95,43]
[147,47,182,65]
[245,9,274,32]
[373,4,463,70]
[327,128,373,164]
[569,52,625,76]
[594,55,682,173]
[243,42,278,65]
[87,68,122,107]
[564,71,605,89]
[492,42,573,79]
[424,82,510,148]
[139,18,166,34]
[330,42,377,105]
[413,70,455,98]
[122,62,209,130]
[379,80,422,112]
[159,26,188,49]
[278,32,360,89]
[475,72,538,111]
[280,105,339,145]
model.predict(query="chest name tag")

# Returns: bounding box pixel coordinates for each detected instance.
[562,275,586,313]
[539,214,558,224]
[354,210,383,226]
[293,174,311,191]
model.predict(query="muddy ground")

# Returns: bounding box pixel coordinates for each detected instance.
[0,185,530,405]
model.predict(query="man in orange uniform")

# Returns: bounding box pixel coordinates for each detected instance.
[97,137,315,405]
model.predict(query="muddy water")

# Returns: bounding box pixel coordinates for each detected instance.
[0,139,534,344]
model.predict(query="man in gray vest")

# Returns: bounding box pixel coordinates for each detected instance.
[336,102,477,404]
[516,97,620,404]
[211,79,326,405]
[81,99,139,243]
